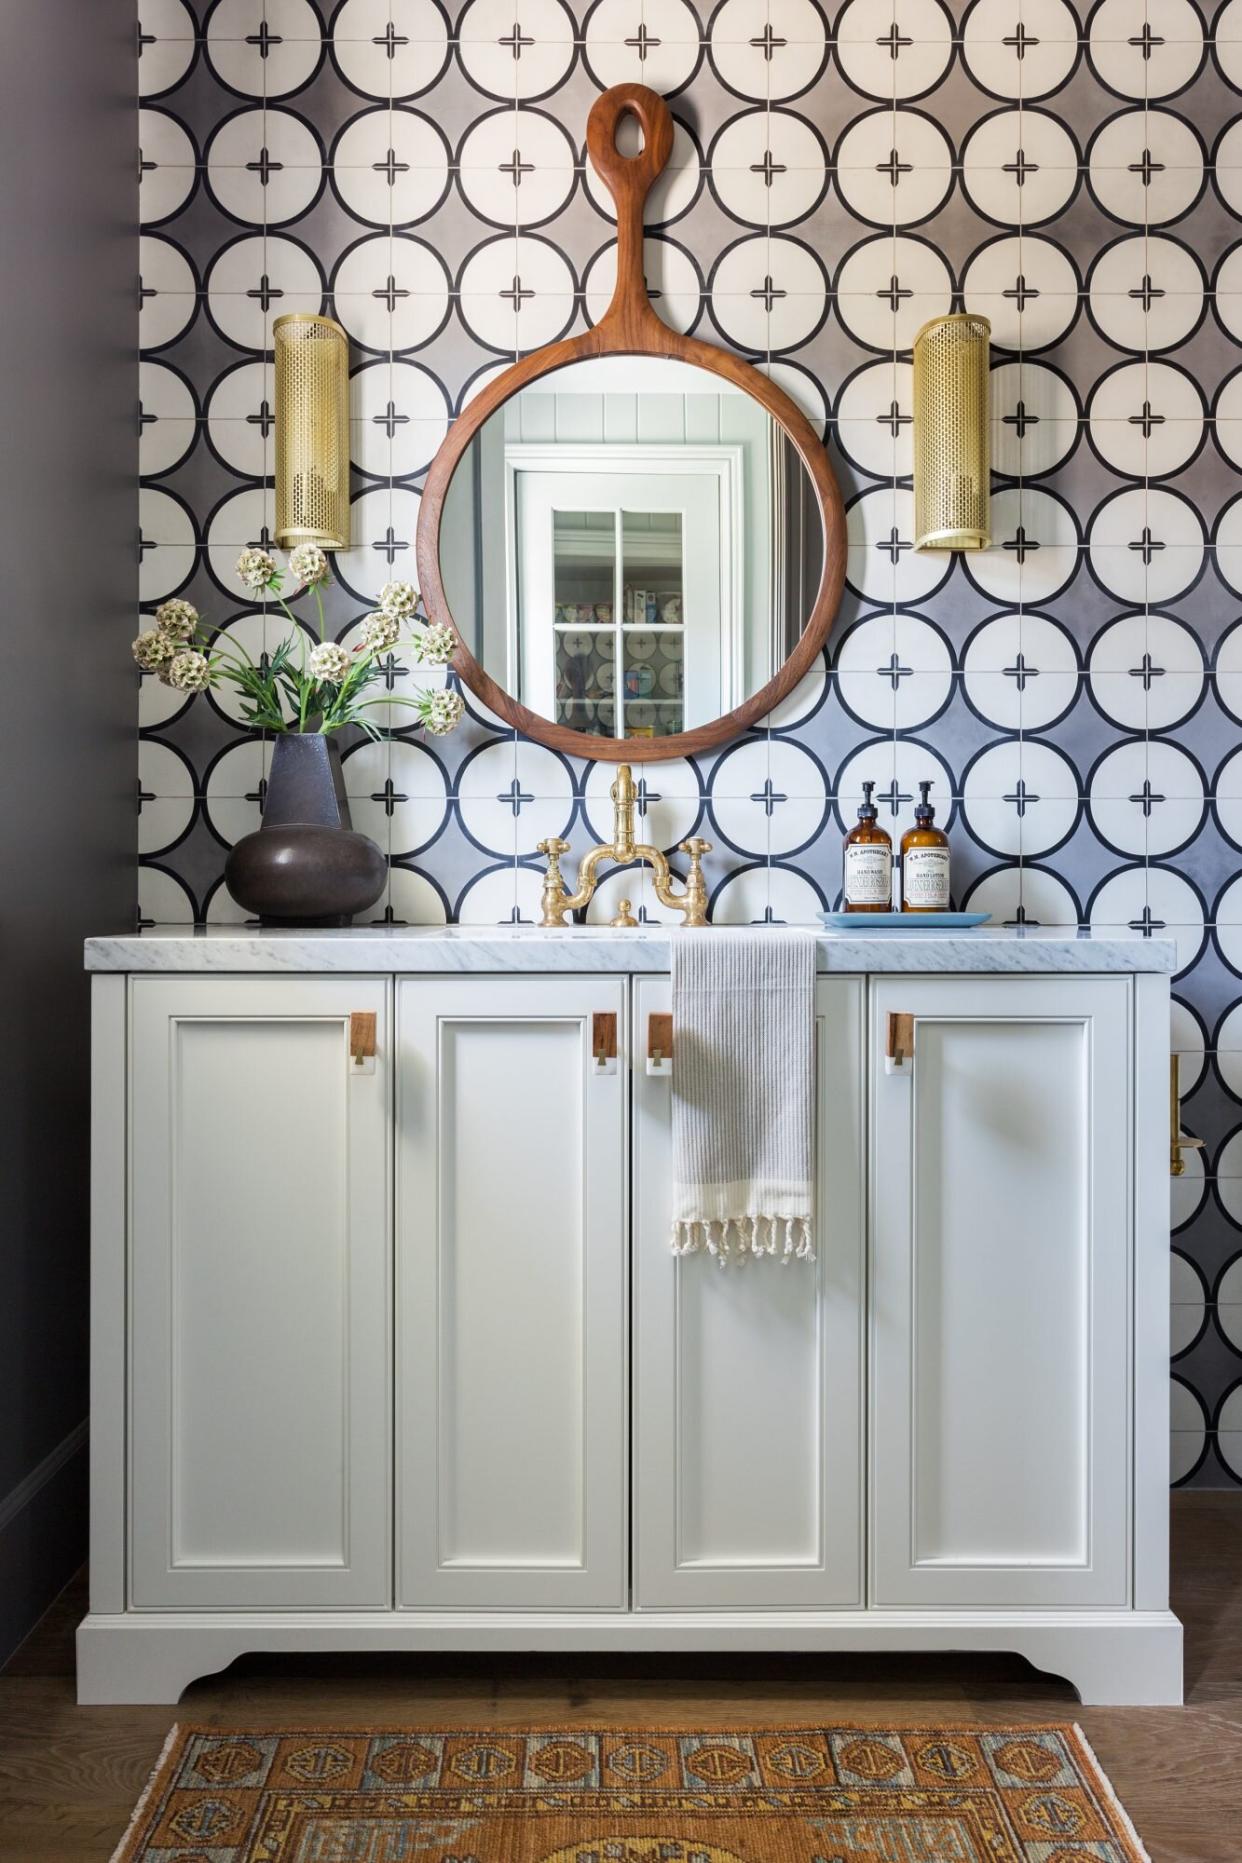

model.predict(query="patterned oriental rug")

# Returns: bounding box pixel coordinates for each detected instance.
[111,1722,1150,1862]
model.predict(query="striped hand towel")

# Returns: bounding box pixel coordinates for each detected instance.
[670,928,816,1261]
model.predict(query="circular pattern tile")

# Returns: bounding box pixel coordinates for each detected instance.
[207,234,324,351]
[1089,234,1206,352]
[140,0,197,97]
[332,0,451,99]
[1087,740,1205,857]
[207,0,324,97]
[1086,486,1205,605]
[961,610,1080,730]
[1090,0,1205,99]
[349,359,450,478]
[834,613,953,731]
[332,108,452,226]
[1087,359,1205,478]
[459,233,577,352]
[332,234,451,352]
[139,107,197,226]
[456,108,576,229]
[1087,108,1205,227]
[1087,611,1204,731]
[990,361,1080,479]
[961,486,1080,606]
[960,234,1080,352]
[585,0,702,94]
[708,235,828,352]
[833,109,954,230]
[458,0,576,101]
[833,0,953,101]
[1088,864,1205,975]
[834,235,953,353]
[139,360,198,476]
[709,0,831,101]
[205,107,324,227]
[961,0,1079,101]
[707,109,829,230]
[140,235,198,350]
[961,739,1079,859]
[960,108,1080,228]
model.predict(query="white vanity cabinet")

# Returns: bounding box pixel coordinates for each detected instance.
[633,974,865,1609]
[126,977,392,1611]
[78,930,1182,1708]
[396,977,628,1609]
[870,976,1133,1608]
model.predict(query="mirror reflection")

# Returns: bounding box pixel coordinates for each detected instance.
[439,357,824,741]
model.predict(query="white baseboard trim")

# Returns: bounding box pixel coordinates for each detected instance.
[0,1419,88,1537]
[75,1607,1185,1707]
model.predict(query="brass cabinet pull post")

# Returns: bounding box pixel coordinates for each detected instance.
[1170,1054,1205,1177]
[647,1011,673,1076]
[592,1011,618,1075]
[886,1011,915,1071]
[349,1010,377,1071]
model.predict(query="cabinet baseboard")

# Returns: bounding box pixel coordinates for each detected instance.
[75,1606,1183,1708]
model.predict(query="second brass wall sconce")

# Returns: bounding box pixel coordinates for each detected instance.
[274,313,350,552]
[912,312,991,553]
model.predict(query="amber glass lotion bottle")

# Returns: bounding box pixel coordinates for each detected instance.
[842,781,892,913]
[900,781,951,913]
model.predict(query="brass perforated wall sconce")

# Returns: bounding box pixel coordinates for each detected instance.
[274,313,350,552]
[913,312,991,553]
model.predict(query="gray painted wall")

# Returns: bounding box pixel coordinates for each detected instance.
[0,0,137,1662]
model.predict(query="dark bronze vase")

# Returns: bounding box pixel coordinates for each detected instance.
[224,734,387,927]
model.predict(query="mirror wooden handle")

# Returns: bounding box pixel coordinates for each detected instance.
[586,85,675,337]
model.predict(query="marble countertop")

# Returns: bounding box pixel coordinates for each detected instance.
[85,924,1178,974]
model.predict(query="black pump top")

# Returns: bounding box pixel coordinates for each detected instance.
[857,780,878,822]
[914,780,936,825]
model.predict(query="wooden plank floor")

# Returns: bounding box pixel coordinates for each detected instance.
[1,1491,1238,1862]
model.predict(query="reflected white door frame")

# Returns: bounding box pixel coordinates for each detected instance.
[506,444,745,734]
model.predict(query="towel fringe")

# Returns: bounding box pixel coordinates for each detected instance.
[670,1213,814,1265]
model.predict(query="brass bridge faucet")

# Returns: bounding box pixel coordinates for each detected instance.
[536,763,711,928]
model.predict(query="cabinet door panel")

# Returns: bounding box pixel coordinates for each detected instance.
[397,977,627,1608]
[634,975,864,1608]
[871,975,1131,1607]
[129,977,391,1610]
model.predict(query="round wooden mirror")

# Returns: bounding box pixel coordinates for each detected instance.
[415,83,846,762]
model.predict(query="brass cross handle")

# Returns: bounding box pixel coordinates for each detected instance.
[536,836,574,928]
[680,837,712,861]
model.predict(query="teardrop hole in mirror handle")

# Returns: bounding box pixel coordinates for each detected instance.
[586,83,674,204]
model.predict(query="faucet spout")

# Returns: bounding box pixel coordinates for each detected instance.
[610,764,637,862]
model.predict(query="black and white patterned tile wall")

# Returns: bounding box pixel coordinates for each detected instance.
[138,0,1242,1482]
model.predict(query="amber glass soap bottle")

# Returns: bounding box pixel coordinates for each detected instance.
[900,781,951,913]
[842,781,892,913]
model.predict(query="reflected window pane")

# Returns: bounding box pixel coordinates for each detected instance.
[621,511,683,627]
[551,510,618,736]
[552,510,615,626]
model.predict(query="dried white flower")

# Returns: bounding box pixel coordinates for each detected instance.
[132,628,175,672]
[236,546,277,592]
[423,688,465,736]
[154,598,199,641]
[309,640,351,683]
[167,649,211,693]
[361,610,401,653]
[288,543,330,587]
[415,622,456,667]
[378,578,418,619]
